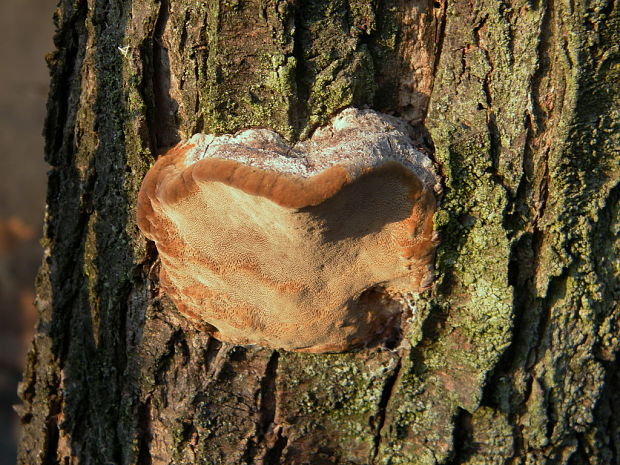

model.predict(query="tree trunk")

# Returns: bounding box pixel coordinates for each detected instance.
[18,0,619,464]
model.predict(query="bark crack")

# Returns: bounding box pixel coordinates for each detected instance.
[136,397,153,465]
[152,0,179,149]
[243,351,281,464]
[289,2,310,138]
[445,408,474,465]
[44,0,88,165]
[258,351,280,438]
[263,425,288,465]
[429,0,448,102]
[371,356,402,464]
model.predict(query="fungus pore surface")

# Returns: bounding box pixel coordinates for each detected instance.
[137,109,440,352]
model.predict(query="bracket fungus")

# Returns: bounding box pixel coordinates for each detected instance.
[137,109,441,353]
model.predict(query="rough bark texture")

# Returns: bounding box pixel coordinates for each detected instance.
[18,0,618,464]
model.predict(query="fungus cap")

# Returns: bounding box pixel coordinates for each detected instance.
[137,109,440,352]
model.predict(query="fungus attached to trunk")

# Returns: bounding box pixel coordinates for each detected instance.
[137,109,440,353]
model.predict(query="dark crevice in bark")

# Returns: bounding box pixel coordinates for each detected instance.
[445,408,474,465]
[178,9,190,56]
[50,176,95,363]
[138,41,158,157]
[569,434,590,465]
[428,0,448,105]
[600,0,615,17]
[263,426,288,465]
[42,396,62,465]
[203,336,222,374]
[258,351,279,437]
[594,357,620,463]
[497,232,539,371]
[289,2,310,138]
[136,397,153,465]
[418,299,452,347]
[371,357,402,464]
[529,0,552,131]
[152,0,179,150]
[44,0,88,164]
[243,351,280,463]
[204,344,233,384]
[154,329,188,385]
[534,270,569,361]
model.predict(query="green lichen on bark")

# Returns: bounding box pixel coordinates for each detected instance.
[195,0,296,137]
[370,2,521,461]
[425,0,620,463]
[272,351,399,464]
[375,178,513,462]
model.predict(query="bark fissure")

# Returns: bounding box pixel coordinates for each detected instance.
[202,336,223,376]
[445,408,474,465]
[255,351,282,463]
[371,356,402,464]
[136,397,153,465]
[257,351,279,438]
[290,2,310,137]
[44,2,88,164]
[42,396,62,465]
[152,0,178,149]
[240,350,280,463]
[429,0,448,103]
[263,425,288,465]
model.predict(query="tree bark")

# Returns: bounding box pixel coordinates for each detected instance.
[18,0,619,464]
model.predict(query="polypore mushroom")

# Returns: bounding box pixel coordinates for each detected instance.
[137,109,440,353]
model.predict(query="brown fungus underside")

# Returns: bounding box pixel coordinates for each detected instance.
[137,109,440,352]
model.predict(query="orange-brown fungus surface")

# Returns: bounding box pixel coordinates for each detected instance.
[137,109,440,352]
